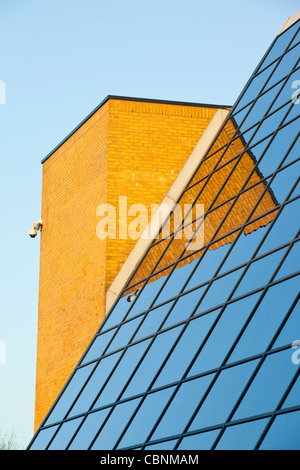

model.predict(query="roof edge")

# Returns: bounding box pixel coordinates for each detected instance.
[277,10,300,35]
[41,95,231,164]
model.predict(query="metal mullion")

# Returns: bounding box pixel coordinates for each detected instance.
[210,290,300,449]
[254,366,300,450]
[115,61,298,311]
[155,155,300,244]
[142,103,298,326]
[232,60,300,121]
[43,359,100,450]
[252,25,300,80]
[124,193,299,295]
[174,232,300,450]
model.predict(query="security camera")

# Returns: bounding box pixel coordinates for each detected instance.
[127,289,139,302]
[29,219,43,238]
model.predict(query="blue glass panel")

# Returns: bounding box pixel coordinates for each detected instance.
[255,118,300,177]
[44,362,96,425]
[196,268,244,313]
[126,275,168,318]
[215,418,269,450]
[68,351,122,417]
[121,326,182,399]
[185,243,230,291]
[233,248,285,298]
[273,294,300,349]
[189,359,259,431]
[80,329,117,365]
[68,408,111,450]
[257,199,300,256]
[233,63,278,116]
[152,374,215,441]
[257,23,299,72]
[91,398,141,450]
[162,286,207,328]
[239,82,284,134]
[102,296,131,331]
[105,316,141,354]
[29,425,59,450]
[233,349,297,421]
[269,68,300,111]
[250,104,291,146]
[48,417,84,450]
[133,302,173,340]
[268,160,300,203]
[228,277,300,363]
[259,410,300,450]
[153,310,219,387]
[153,258,198,305]
[93,339,151,408]
[289,28,300,49]
[274,241,300,280]
[177,430,220,450]
[117,387,176,448]
[282,373,300,409]
[144,439,177,450]
[188,294,260,376]
[266,46,300,89]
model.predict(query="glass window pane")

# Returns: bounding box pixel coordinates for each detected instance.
[273,293,300,349]
[68,351,122,417]
[228,276,300,363]
[274,241,300,280]
[68,408,111,450]
[257,23,299,72]
[266,46,300,89]
[126,275,168,318]
[91,398,141,450]
[259,410,300,450]
[215,418,269,450]
[269,68,300,111]
[133,302,173,341]
[28,425,59,450]
[81,329,117,365]
[105,316,141,354]
[48,417,84,450]
[257,199,300,256]
[177,430,220,450]
[152,374,215,441]
[162,287,207,328]
[154,310,219,387]
[188,293,260,376]
[144,439,177,450]
[282,373,300,409]
[189,359,259,431]
[44,362,96,425]
[121,327,182,399]
[93,340,151,408]
[233,349,297,421]
[102,296,131,331]
[117,387,176,448]
[233,248,285,298]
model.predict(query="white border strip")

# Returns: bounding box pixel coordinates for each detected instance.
[278,10,300,35]
[105,108,230,313]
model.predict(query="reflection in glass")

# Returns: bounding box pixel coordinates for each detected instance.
[29,425,59,450]
[48,417,83,450]
[189,359,259,431]
[259,411,300,450]
[68,408,111,450]
[215,418,269,450]
[91,398,141,450]
[233,349,297,421]
[177,430,219,450]
[117,387,176,448]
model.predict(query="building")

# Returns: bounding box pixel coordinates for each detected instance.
[28,11,300,450]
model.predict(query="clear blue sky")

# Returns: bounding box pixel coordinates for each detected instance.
[0,0,298,449]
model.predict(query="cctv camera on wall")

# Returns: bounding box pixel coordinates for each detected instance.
[29,220,43,238]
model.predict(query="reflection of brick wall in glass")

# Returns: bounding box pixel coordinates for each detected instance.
[28,14,300,451]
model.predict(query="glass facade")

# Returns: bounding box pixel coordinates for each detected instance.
[28,19,300,450]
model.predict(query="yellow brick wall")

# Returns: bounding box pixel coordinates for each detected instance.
[34,97,220,430]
